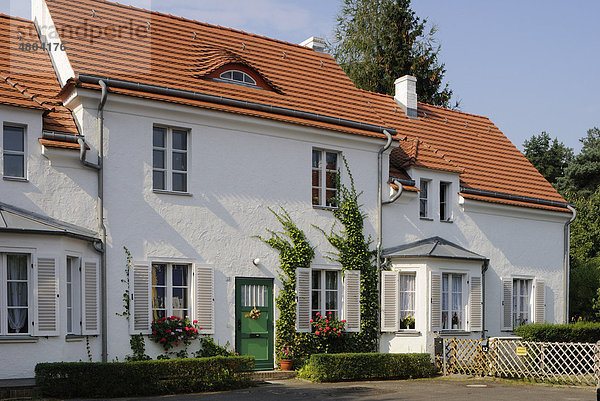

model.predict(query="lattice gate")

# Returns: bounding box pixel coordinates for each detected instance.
[441,338,600,386]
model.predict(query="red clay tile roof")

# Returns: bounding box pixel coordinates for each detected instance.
[391,137,463,174]
[0,14,79,143]
[43,0,568,211]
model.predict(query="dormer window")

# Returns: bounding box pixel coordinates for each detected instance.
[219,70,256,86]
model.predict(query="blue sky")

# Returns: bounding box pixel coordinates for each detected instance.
[2,0,598,152]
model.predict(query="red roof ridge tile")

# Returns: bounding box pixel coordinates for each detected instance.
[0,73,49,110]
[78,0,327,54]
[413,137,464,173]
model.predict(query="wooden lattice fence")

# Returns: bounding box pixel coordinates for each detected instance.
[441,337,600,386]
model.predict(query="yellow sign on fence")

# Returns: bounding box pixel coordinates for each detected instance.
[516,346,527,356]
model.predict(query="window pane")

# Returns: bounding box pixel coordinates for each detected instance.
[172,309,187,319]
[172,288,188,309]
[312,188,321,206]
[326,171,337,189]
[4,126,24,151]
[326,190,337,207]
[8,309,27,333]
[152,287,165,308]
[7,283,28,306]
[420,199,427,217]
[7,255,27,280]
[221,71,232,79]
[325,152,337,170]
[153,171,165,190]
[153,127,165,147]
[233,71,243,82]
[153,150,165,169]
[172,172,187,192]
[312,150,321,168]
[153,309,166,321]
[172,265,187,286]
[325,271,337,290]
[243,74,256,85]
[172,130,187,150]
[311,290,321,312]
[312,271,321,289]
[4,154,24,177]
[325,290,337,310]
[172,152,187,171]
[312,170,320,187]
[152,265,166,286]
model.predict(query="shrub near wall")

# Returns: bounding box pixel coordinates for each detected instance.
[515,322,600,343]
[35,356,254,398]
[299,353,435,382]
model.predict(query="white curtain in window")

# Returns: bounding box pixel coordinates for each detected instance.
[399,275,415,317]
[7,255,28,333]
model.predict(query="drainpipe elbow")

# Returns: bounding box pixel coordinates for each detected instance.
[383,179,403,204]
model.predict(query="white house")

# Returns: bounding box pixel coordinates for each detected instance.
[0,0,574,379]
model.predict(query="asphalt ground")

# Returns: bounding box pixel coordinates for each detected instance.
[79,377,596,401]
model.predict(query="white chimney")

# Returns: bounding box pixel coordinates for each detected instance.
[299,36,326,53]
[394,75,418,119]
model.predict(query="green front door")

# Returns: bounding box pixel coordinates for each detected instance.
[235,278,274,370]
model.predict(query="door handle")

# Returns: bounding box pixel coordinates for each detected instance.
[250,334,261,338]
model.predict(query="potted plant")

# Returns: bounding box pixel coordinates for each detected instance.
[279,345,294,371]
[400,314,415,330]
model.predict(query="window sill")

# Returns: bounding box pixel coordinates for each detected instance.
[440,219,454,224]
[3,176,28,183]
[312,205,338,211]
[153,189,193,197]
[0,335,38,343]
[419,217,433,221]
[395,330,421,337]
[65,334,85,342]
[440,330,471,336]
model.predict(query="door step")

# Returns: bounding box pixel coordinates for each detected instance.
[250,370,297,381]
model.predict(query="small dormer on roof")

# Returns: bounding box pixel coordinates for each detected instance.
[191,45,283,93]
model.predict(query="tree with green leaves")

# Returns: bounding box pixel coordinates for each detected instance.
[522,132,573,188]
[331,0,454,107]
[557,127,600,197]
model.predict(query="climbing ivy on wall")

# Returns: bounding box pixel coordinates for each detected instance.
[317,156,378,352]
[255,208,317,364]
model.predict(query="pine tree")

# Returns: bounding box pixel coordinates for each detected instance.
[331,0,454,107]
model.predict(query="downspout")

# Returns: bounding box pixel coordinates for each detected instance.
[564,204,576,323]
[377,130,402,351]
[481,259,489,339]
[77,80,108,362]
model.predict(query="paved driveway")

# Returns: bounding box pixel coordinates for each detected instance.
[94,377,595,401]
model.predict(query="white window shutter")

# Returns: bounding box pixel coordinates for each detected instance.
[296,267,311,333]
[501,278,513,331]
[34,256,59,336]
[430,272,442,331]
[82,259,100,335]
[195,266,215,334]
[469,276,483,332]
[131,263,151,335]
[381,271,398,332]
[534,279,545,324]
[343,270,361,332]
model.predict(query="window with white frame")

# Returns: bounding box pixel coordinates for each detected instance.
[419,179,430,218]
[399,274,416,329]
[440,181,450,221]
[66,256,81,335]
[219,70,257,86]
[513,279,532,327]
[312,149,339,208]
[0,253,30,334]
[153,126,189,193]
[311,270,339,320]
[442,273,464,330]
[3,125,26,179]
[151,263,190,320]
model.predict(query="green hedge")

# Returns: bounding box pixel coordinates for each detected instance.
[35,356,254,398]
[298,353,435,382]
[515,322,600,343]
